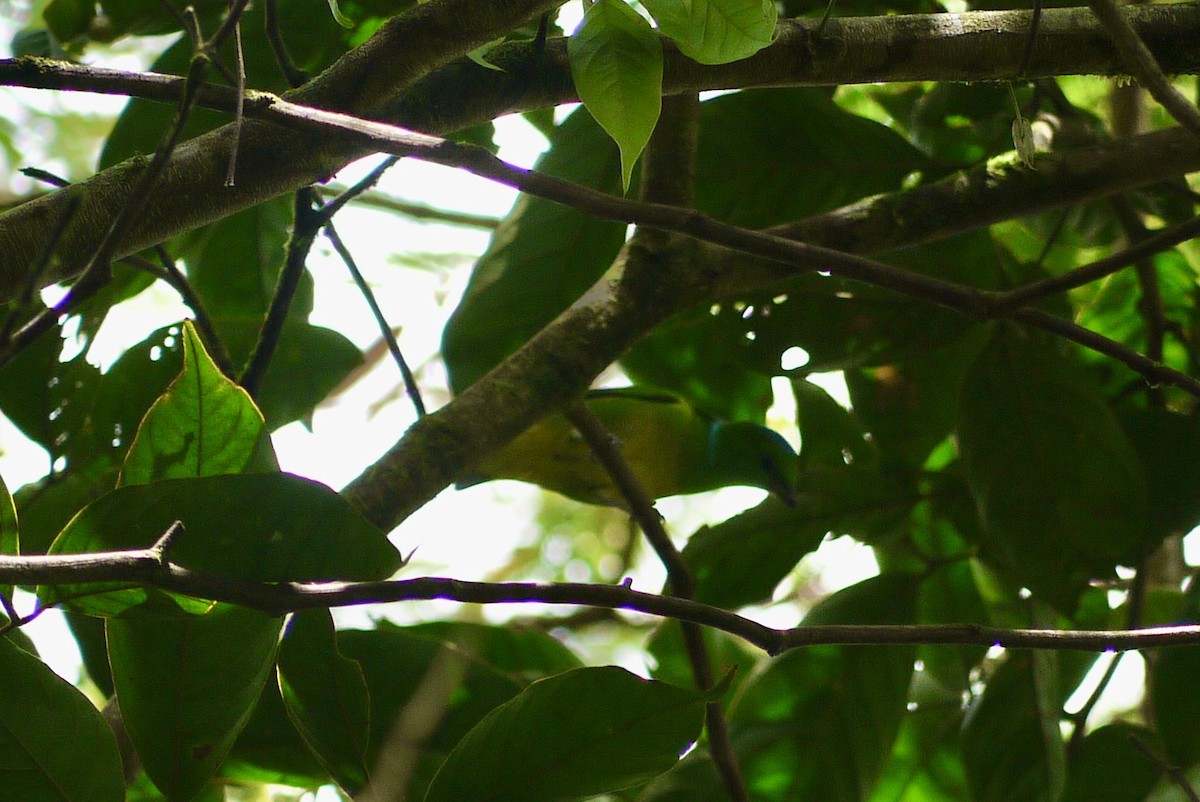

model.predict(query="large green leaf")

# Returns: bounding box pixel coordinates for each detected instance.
[108,602,282,801]
[1149,583,1200,769]
[277,609,370,793]
[956,325,1150,609]
[793,378,877,471]
[441,108,626,393]
[41,473,401,614]
[730,573,920,801]
[223,676,329,789]
[0,635,124,801]
[622,89,934,415]
[684,469,914,608]
[424,666,707,802]
[844,327,990,471]
[694,90,930,228]
[866,695,968,802]
[120,321,275,485]
[961,652,1064,802]
[249,320,363,430]
[569,0,662,191]
[1121,408,1200,542]
[0,472,15,602]
[643,0,777,64]
[1060,724,1163,802]
[339,622,583,799]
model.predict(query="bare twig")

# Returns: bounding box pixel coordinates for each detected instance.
[1087,0,1200,139]
[998,214,1200,309]
[264,0,308,88]
[239,188,321,396]
[323,222,427,418]
[17,546,1200,656]
[223,2,247,187]
[1129,733,1200,802]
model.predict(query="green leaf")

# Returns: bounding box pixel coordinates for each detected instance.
[1060,724,1163,802]
[251,321,363,430]
[176,199,308,366]
[731,574,919,801]
[867,697,968,802]
[277,609,370,792]
[340,622,583,799]
[14,458,119,557]
[65,610,115,696]
[961,653,1063,802]
[224,678,329,788]
[0,472,16,602]
[620,89,933,416]
[685,469,913,608]
[794,378,876,471]
[569,0,663,191]
[685,497,826,609]
[643,0,777,64]
[98,0,227,37]
[442,108,626,393]
[108,603,281,801]
[44,0,95,42]
[424,666,707,802]
[1149,583,1200,769]
[621,302,775,422]
[42,473,401,615]
[956,325,1149,609]
[0,635,124,801]
[1120,408,1200,541]
[120,321,275,486]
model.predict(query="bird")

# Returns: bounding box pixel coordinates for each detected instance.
[458,388,799,507]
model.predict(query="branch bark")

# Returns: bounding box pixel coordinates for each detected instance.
[3,3,1200,297]
[11,548,1200,657]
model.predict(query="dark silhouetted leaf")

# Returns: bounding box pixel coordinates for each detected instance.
[729,574,920,801]
[424,666,707,801]
[278,609,370,792]
[42,473,401,614]
[957,325,1149,608]
[0,635,123,801]
[108,602,281,801]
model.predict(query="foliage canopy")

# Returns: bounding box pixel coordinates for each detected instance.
[2,0,1200,799]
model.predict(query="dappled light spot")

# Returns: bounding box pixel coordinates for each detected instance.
[780,346,809,371]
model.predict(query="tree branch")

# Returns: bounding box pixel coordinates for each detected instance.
[11,549,1200,656]
[3,3,1200,295]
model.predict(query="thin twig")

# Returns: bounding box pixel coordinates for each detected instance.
[264,0,309,88]
[223,1,247,187]
[1129,734,1200,802]
[319,188,501,229]
[1066,562,1148,757]
[1018,0,1043,77]
[19,548,1200,655]
[323,222,427,418]
[996,214,1200,308]
[1087,0,1200,139]
[239,189,321,397]
[150,245,235,378]
[320,155,400,221]
[563,404,690,589]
